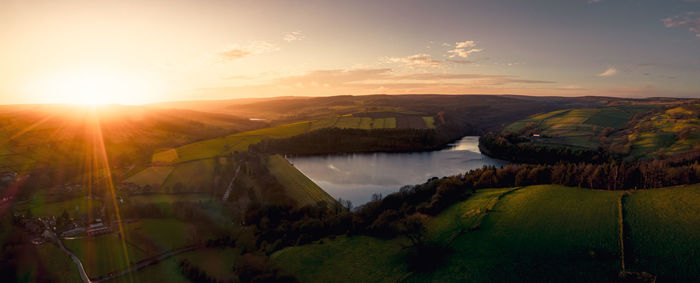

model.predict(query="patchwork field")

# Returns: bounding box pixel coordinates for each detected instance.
[503,106,656,150]
[624,104,700,158]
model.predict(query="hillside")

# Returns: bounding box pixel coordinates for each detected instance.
[500,100,700,160]
[273,184,700,282]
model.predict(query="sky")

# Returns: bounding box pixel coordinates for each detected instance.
[1,0,699,104]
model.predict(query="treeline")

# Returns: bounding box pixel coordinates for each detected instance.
[468,160,700,190]
[252,128,446,156]
[479,133,612,164]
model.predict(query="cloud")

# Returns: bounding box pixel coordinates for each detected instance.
[455,40,476,48]
[219,49,250,60]
[219,41,279,61]
[446,59,475,65]
[662,12,700,38]
[587,0,602,4]
[387,54,442,66]
[448,40,483,58]
[597,67,617,77]
[284,31,305,42]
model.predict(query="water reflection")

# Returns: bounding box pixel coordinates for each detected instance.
[288,136,508,206]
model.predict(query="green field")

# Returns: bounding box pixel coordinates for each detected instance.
[272,235,408,283]
[624,184,700,281]
[624,105,700,158]
[162,159,216,191]
[16,195,98,217]
[409,185,623,282]
[127,193,212,205]
[274,185,625,282]
[120,247,241,283]
[63,218,199,278]
[266,155,337,207]
[173,121,312,163]
[503,106,658,151]
[152,149,179,164]
[64,233,148,278]
[123,166,174,188]
[14,243,82,283]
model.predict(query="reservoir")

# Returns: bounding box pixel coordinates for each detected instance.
[288,136,508,206]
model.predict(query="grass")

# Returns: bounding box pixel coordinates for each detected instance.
[64,218,199,278]
[422,116,435,129]
[64,233,148,278]
[408,185,623,282]
[123,166,174,187]
[503,106,657,151]
[173,121,312,162]
[624,184,700,281]
[123,247,241,283]
[15,243,83,283]
[127,193,213,205]
[17,196,98,217]
[152,149,179,164]
[274,185,624,282]
[272,235,408,283]
[266,155,337,207]
[162,159,216,191]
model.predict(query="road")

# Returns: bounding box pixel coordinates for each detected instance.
[222,164,241,201]
[46,230,91,283]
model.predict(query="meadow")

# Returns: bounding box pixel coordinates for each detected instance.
[62,218,203,278]
[624,184,700,281]
[274,185,696,282]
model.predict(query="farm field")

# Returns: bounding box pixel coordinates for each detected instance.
[162,159,217,191]
[275,185,625,282]
[120,247,241,283]
[14,243,82,283]
[407,185,623,282]
[63,218,200,278]
[15,195,98,217]
[266,155,337,207]
[624,104,700,159]
[151,149,179,164]
[624,184,700,281]
[123,166,174,188]
[272,235,408,283]
[502,106,656,150]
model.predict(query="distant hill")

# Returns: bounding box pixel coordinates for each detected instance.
[501,99,699,160]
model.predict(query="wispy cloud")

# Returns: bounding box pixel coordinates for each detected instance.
[448,40,483,58]
[662,12,700,38]
[219,41,279,61]
[597,67,617,77]
[284,31,305,42]
[387,54,442,67]
[219,49,250,60]
[587,0,602,4]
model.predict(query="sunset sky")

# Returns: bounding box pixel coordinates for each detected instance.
[1,0,699,105]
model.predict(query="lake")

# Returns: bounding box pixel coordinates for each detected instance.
[288,136,508,206]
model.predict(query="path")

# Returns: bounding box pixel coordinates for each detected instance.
[222,164,242,201]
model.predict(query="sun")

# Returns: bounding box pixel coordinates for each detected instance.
[31,69,158,105]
